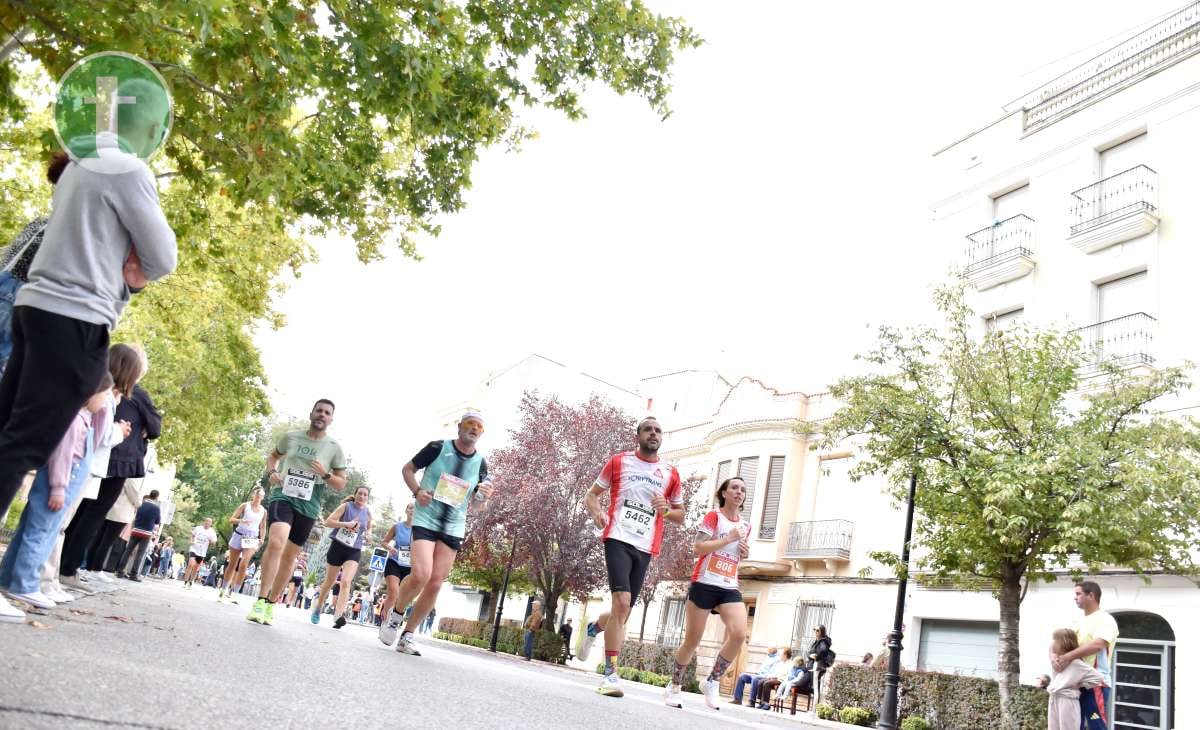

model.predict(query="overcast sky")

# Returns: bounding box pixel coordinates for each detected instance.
[254,0,1182,490]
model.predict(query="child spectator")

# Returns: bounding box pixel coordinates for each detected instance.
[1047,628,1106,730]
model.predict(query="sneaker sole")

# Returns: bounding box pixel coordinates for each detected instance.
[597,687,624,698]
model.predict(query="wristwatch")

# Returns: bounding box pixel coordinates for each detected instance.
[322,471,333,480]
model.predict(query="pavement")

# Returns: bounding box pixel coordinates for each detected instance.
[0,578,831,729]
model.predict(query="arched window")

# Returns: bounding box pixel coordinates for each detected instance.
[1110,611,1174,730]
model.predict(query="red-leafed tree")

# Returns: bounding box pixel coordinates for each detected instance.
[453,505,533,624]
[634,473,705,640]
[485,392,670,623]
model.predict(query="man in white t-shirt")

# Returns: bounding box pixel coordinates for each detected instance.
[182,518,218,589]
[1051,581,1118,729]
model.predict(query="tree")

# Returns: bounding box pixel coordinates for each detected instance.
[484,392,644,623]
[174,418,275,546]
[634,474,703,640]
[0,1,700,260]
[816,285,1200,728]
[454,507,533,623]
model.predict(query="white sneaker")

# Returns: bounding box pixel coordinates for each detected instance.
[596,673,624,697]
[0,594,25,623]
[7,590,56,609]
[395,632,422,656]
[61,575,97,595]
[702,678,722,710]
[95,571,116,584]
[378,619,399,646]
[41,583,74,603]
[664,683,683,708]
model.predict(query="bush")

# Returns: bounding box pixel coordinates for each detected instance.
[825,665,1047,729]
[533,628,566,663]
[434,622,564,663]
[901,718,931,730]
[839,706,877,726]
[815,703,837,720]
[615,641,700,693]
[594,664,671,687]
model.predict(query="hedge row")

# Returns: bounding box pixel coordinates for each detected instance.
[593,665,673,687]
[435,618,565,663]
[825,665,1046,729]
[615,641,700,693]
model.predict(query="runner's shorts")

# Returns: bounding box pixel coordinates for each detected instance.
[188,552,205,565]
[325,540,362,567]
[687,581,743,611]
[385,561,411,580]
[267,499,316,547]
[604,539,652,604]
[411,525,463,551]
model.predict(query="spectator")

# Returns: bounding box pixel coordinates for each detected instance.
[1046,628,1105,730]
[117,489,160,581]
[861,653,874,666]
[157,537,174,579]
[523,600,544,661]
[731,646,780,707]
[793,625,835,697]
[60,345,158,586]
[0,99,177,529]
[1051,581,1118,729]
[423,607,436,635]
[754,647,794,708]
[559,618,574,660]
[1034,674,1051,689]
[771,655,809,708]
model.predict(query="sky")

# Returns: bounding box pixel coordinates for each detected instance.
[254,0,1184,488]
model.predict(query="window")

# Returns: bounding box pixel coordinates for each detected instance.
[656,596,686,648]
[758,456,786,540]
[736,457,759,521]
[792,599,835,649]
[1100,132,1147,179]
[1097,271,1148,322]
[991,184,1029,222]
[714,460,731,509]
[985,307,1023,333]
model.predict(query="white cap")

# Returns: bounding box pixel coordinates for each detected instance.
[460,410,484,426]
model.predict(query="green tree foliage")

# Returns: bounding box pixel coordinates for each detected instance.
[816,285,1200,728]
[174,419,275,545]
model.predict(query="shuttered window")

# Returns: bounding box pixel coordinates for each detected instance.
[758,456,786,540]
[714,460,731,509]
[736,457,759,521]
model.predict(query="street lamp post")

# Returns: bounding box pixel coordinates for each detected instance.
[489,539,519,653]
[878,464,918,730]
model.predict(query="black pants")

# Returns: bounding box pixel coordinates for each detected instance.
[0,306,109,517]
[120,535,150,577]
[91,520,128,573]
[60,477,126,577]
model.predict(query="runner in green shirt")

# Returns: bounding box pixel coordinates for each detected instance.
[247,399,348,625]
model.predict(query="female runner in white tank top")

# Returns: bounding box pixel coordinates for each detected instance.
[219,487,267,604]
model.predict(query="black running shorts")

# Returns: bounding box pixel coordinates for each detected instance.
[267,499,316,547]
[325,540,362,568]
[604,538,652,604]
[411,525,462,551]
[687,581,743,611]
[385,561,411,580]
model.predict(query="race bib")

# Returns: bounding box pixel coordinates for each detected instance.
[433,473,471,507]
[194,537,210,554]
[618,499,656,538]
[334,527,359,548]
[706,552,739,583]
[395,549,411,565]
[239,536,260,551]
[283,468,316,500]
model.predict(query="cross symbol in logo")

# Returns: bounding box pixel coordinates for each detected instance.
[81,76,136,136]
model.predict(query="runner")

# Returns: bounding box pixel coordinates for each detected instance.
[246,399,347,626]
[182,518,218,589]
[664,476,750,710]
[584,416,684,697]
[284,558,307,608]
[311,485,372,628]
[377,502,415,647]
[218,487,267,604]
[391,411,493,656]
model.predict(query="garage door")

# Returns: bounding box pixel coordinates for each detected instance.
[917,620,999,679]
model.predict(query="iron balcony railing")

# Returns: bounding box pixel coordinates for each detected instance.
[785,519,853,561]
[1069,165,1157,237]
[964,214,1035,275]
[1072,312,1156,369]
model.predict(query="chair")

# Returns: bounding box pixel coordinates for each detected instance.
[770,667,827,715]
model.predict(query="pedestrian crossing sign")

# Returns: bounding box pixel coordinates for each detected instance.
[369,548,387,572]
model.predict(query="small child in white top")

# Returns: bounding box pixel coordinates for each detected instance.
[1046,628,1106,730]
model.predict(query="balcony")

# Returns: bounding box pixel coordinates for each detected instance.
[1072,312,1156,374]
[963,214,1036,291]
[1015,3,1200,132]
[1068,165,1159,253]
[785,519,853,565]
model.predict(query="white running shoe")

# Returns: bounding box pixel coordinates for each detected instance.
[61,575,97,595]
[702,678,722,710]
[581,635,596,661]
[663,683,683,708]
[94,571,116,584]
[378,618,400,646]
[0,594,25,623]
[7,590,56,610]
[395,632,422,656]
[41,582,74,603]
[596,673,624,698]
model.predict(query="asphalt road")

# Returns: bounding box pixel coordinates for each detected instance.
[0,579,826,729]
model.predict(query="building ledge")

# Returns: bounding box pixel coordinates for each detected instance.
[1069,208,1158,254]
[965,249,1035,291]
[739,560,792,577]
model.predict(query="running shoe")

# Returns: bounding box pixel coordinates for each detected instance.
[6,590,55,610]
[94,571,116,584]
[310,609,321,625]
[262,602,275,625]
[663,683,683,708]
[0,594,25,623]
[216,589,224,603]
[334,615,346,629]
[41,582,74,603]
[247,599,267,624]
[586,621,599,637]
[61,575,97,595]
[596,673,623,698]
[702,678,722,710]
[395,632,422,656]
[378,619,399,646]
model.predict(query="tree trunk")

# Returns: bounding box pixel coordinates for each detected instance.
[997,573,1023,729]
[541,580,559,631]
[481,588,499,624]
[639,597,650,641]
